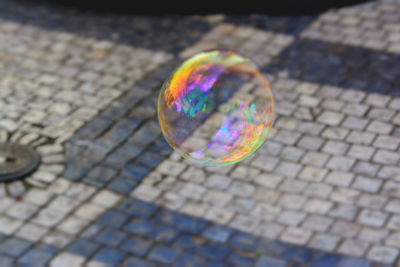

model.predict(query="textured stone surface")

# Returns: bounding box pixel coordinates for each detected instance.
[0,0,399,265]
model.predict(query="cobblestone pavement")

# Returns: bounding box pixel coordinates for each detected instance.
[1,0,400,266]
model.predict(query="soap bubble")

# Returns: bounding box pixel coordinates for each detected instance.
[158,50,274,166]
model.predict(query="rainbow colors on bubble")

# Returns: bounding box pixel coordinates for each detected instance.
[158,50,274,166]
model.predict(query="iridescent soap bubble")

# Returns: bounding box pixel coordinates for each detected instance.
[158,50,274,166]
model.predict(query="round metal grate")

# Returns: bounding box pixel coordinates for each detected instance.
[0,143,41,182]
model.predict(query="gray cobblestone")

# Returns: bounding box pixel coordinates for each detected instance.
[64,183,96,202]
[379,166,400,181]
[373,135,400,150]
[338,239,369,257]
[342,116,369,130]
[180,167,206,183]
[302,215,333,232]
[326,156,355,171]
[330,188,359,204]
[325,171,354,187]
[205,174,232,190]
[297,122,325,136]
[304,198,333,214]
[298,166,328,182]
[230,214,260,232]
[48,196,80,214]
[75,203,105,221]
[157,160,187,176]
[203,189,233,207]
[385,200,400,213]
[230,165,260,181]
[359,227,389,243]
[16,223,48,242]
[32,208,67,228]
[180,201,209,217]
[278,194,307,210]
[248,198,279,218]
[6,202,38,220]
[346,131,375,145]
[322,127,349,140]
[329,204,358,220]
[227,181,255,197]
[368,108,395,122]
[254,222,284,239]
[280,227,312,245]
[352,176,382,192]
[386,232,400,249]
[348,145,375,160]
[274,162,303,178]
[321,99,344,111]
[353,161,380,177]
[50,253,86,266]
[253,188,280,203]
[0,216,23,235]
[358,209,389,227]
[227,197,255,213]
[367,121,393,134]
[317,111,344,126]
[92,190,122,208]
[322,141,349,155]
[365,93,391,108]
[367,245,399,264]
[357,194,388,210]
[301,152,330,167]
[272,130,301,145]
[309,233,340,251]
[250,155,280,171]
[57,216,89,235]
[303,183,333,199]
[179,183,206,200]
[373,149,400,165]
[280,147,305,162]
[297,136,324,151]
[331,220,361,238]
[279,180,307,194]
[205,207,234,224]
[0,197,16,211]
[387,215,400,231]
[277,210,307,226]
[254,173,283,188]
[343,103,369,116]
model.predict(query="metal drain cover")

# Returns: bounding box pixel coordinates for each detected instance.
[0,143,41,182]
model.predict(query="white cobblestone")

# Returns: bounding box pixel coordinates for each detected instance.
[358,209,389,227]
[367,245,399,264]
[92,190,122,208]
[280,227,312,245]
[352,176,382,192]
[338,239,370,257]
[298,166,328,182]
[309,233,340,251]
[302,215,333,232]
[325,171,355,187]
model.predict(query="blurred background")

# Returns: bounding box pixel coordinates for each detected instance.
[0,0,400,266]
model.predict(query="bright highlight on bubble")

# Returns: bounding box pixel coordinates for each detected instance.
[158,50,274,166]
